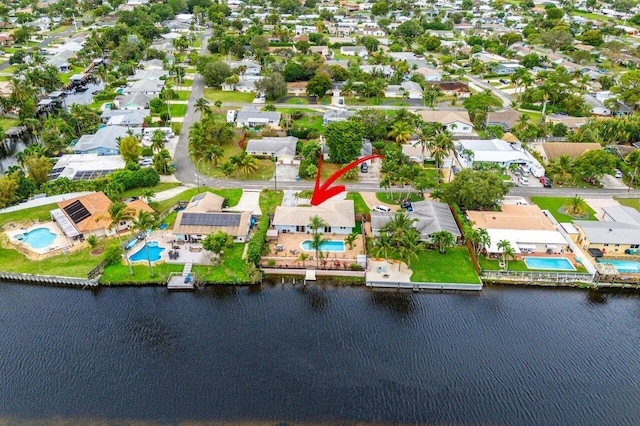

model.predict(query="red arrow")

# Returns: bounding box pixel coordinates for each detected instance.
[310,154,384,206]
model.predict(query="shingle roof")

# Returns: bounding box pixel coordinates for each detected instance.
[371,201,460,241]
[541,143,602,160]
[273,200,355,228]
[246,136,298,157]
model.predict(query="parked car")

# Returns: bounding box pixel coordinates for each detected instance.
[499,79,509,84]
[360,163,368,173]
[614,169,623,178]
[518,176,529,186]
[400,201,412,209]
[373,205,391,212]
[539,176,552,188]
[139,158,153,167]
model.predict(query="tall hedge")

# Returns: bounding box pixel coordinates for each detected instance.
[247,215,270,266]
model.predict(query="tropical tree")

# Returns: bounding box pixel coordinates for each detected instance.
[467,227,491,256]
[549,154,574,185]
[309,215,329,234]
[108,201,135,276]
[429,130,454,177]
[563,196,588,217]
[131,210,157,277]
[297,252,310,267]
[387,120,412,144]
[204,144,224,167]
[381,212,417,250]
[150,130,165,153]
[344,232,358,250]
[497,239,515,271]
[194,97,211,116]
[431,230,455,254]
[399,229,422,268]
[309,232,329,268]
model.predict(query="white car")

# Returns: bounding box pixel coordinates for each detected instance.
[614,169,623,178]
[373,205,391,212]
[518,176,529,186]
[139,158,153,167]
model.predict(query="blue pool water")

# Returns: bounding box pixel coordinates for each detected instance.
[19,228,56,249]
[598,259,640,273]
[524,257,576,271]
[129,241,165,262]
[301,240,345,252]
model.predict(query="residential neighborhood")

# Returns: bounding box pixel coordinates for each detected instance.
[0,0,639,290]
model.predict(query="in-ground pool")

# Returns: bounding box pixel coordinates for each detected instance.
[524,257,576,271]
[129,241,165,262]
[301,240,345,252]
[598,259,640,273]
[17,228,57,249]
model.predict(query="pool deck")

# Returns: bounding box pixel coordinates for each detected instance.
[266,232,364,260]
[125,230,212,265]
[5,221,72,256]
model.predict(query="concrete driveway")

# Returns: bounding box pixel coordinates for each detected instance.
[228,189,261,215]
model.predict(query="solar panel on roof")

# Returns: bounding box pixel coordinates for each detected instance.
[180,213,241,227]
[64,200,91,224]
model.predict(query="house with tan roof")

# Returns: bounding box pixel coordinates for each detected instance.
[539,142,602,163]
[545,115,589,131]
[50,192,152,240]
[467,204,568,255]
[487,109,521,131]
[418,110,474,134]
[272,200,355,235]
[172,192,252,243]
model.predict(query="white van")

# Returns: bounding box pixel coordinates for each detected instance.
[519,165,530,176]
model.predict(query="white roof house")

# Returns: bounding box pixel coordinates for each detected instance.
[122,79,165,96]
[245,136,298,160]
[235,106,281,129]
[384,81,423,99]
[456,139,545,177]
[49,154,126,181]
[273,200,355,235]
[485,229,569,254]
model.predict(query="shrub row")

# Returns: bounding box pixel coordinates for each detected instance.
[247,215,270,266]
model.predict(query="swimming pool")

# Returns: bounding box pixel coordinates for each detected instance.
[598,259,640,273]
[17,228,57,249]
[524,257,576,271]
[129,241,165,262]
[301,240,345,252]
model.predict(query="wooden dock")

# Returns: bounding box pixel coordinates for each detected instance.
[305,270,316,281]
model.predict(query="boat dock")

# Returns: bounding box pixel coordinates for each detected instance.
[167,262,194,290]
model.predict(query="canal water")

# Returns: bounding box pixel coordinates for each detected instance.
[1,281,640,424]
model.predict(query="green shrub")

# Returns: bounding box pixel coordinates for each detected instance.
[247,215,270,266]
[104,245,123,266]
[86,235,98,248]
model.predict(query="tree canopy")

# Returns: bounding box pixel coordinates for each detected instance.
[443,169,509,210]
[324,121,364,164]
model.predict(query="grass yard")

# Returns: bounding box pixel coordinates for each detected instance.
[192,243,249,283]
[518,109,541,123]
[0,118,20,130]
[169,103,188,117]
[203,88,255,103]
[118,182,182,200]
[60,66,84,84]
[319,161,358,183]
[182,79,193,87]
[291,114,324,133]
[530,196,598,222]
[346,192,370,214]
[375,192,423,205]
[175,90,191,101]
[285,97,310,104]
[100,262,183,284]
[410,247,480,284]
[211,188,242,207]
[259,189,284,215]
[616,198,640,211]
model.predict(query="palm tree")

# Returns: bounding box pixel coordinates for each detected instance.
[429,130,454,177]
[399,229,422,269]
[372,231,393,263]
[381,212,417,250]
[194,97,211,116]
[204,144,224,167]
[563,196,588,217]
[387,120,412,144]
[431,230,455,254]
[297,252,310,267]
[132,210,157,278]
[108,201,135,276]
[140,189,156,204]
[150,130,165,153]
[309,215,329,234]
[497,239,515,271]
[344,232,358,250]
[309,232,329,268]
[550,154,573,184]
[475,228,491,256]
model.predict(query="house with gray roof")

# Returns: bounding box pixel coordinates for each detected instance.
[574,220,640,258]
[371,201,461,243]
[234,106,281,129]
[73,126,139,156]
[323,108,355,125]
[384,81,423,99]
[115,92,152,110]
[602,205,640,226]
[127,68,168,81]
[246,136,298,162]
[101,109,150,127]
[122,79,164,96]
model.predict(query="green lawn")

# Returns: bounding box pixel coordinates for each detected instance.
[346,192,369,214]
[410,247,480,283]
[211,188,242,207]
[182,79,193,87]
[259,189,284,215]
[192,243,249,283]
[616,198,640,211]
[0,118,19,130]
[317,161,358,183]
[100,262,182,284]
[156,188,213,212]
[291,114,324,133]
[175,90,190,101]
[530,196,598,222]
[375,192,423,205]
[169,103,187,117]
[285,97,310,104]
[47,25,71,34]
[203,88,255,103]
[60,66,84,84]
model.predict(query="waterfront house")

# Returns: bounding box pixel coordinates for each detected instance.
[370,201,461,243]
[272,200,355,235]
[51,192,152,240]
[172,192,252,243]
[49,154,126,181]
[573,220,640,257]
[115,93,152,110]
[73,126,138,156]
